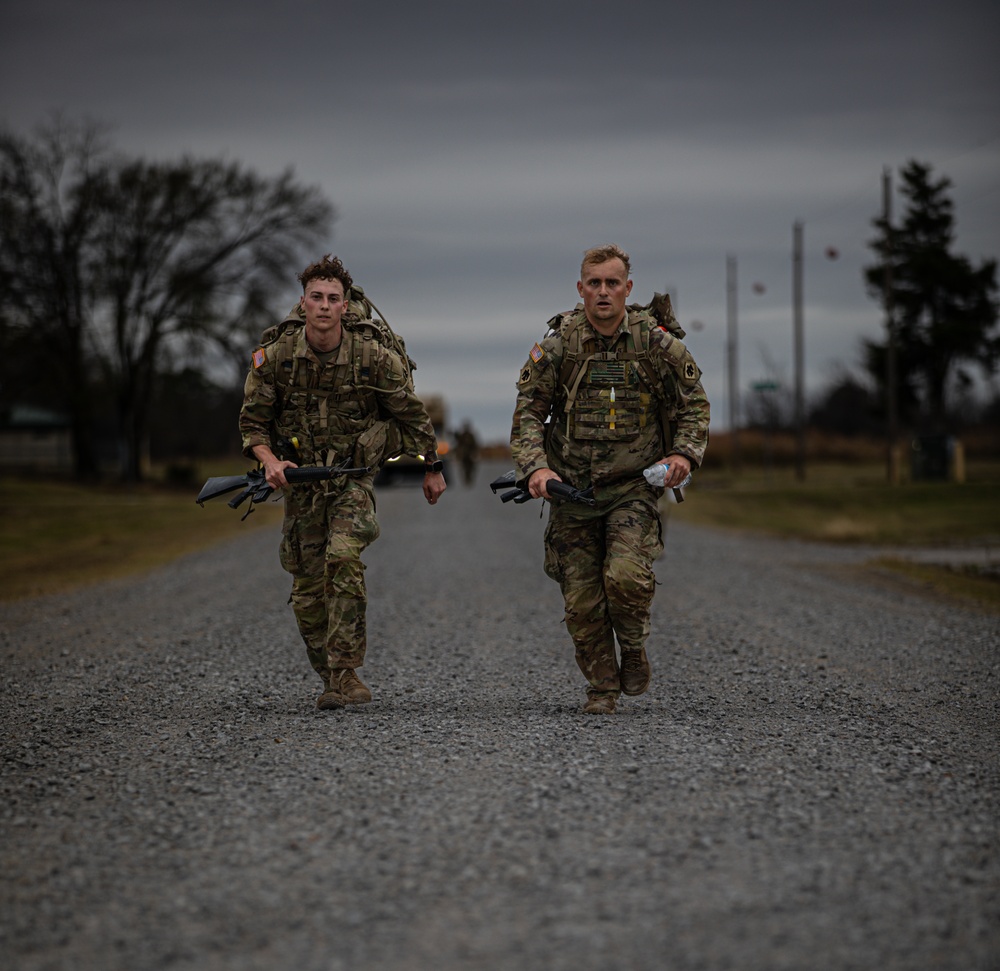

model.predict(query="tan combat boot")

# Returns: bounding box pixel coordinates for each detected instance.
[582,692,617,715]
[620,648,651,696]
[324,668,372,706]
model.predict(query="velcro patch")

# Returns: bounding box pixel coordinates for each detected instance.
[252,348,266,369]
[683,361,698,382]
[529,343,546,364]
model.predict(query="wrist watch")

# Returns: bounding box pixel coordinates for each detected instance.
[424,459,444,474]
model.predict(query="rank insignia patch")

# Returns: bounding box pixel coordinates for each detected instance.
[529,343,546,364]
[252,348,266,369]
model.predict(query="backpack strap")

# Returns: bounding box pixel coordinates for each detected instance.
[356,323,375,385]
[554,310,589,408]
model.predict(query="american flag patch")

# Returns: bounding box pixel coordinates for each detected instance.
[252,348,266,369]
[529,343,545,364]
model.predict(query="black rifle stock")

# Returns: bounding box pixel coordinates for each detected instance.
[488,470,596,507]
[196,463,371,520]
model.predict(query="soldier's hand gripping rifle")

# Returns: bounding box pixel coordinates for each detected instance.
[489,465,692,506]
[488,469,597,507]
[196,462,371,520]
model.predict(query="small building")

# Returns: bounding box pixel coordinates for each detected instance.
[0,405,73,471]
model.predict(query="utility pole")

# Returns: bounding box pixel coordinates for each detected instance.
[792,221,805,481]
[726,254,740,473]
[883,166,900,485]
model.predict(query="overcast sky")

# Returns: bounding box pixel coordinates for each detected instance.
[3,0,998,441]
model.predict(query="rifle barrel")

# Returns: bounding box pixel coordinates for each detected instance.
[546,480,596,506]
[285,465,370,483]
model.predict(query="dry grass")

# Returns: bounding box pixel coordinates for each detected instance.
[865,557,1000,615]
[675,460,1000,546]
[0,471,282,602]
[673,456,1000,615]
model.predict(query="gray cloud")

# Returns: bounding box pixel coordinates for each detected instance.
[2,0,998,441]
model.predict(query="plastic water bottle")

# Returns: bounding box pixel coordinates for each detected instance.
[643,463,692,489]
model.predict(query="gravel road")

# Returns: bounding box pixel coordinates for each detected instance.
[2,459,997,971]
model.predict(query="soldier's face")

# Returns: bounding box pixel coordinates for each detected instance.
[577,258,632,332]
[300,278,347,331]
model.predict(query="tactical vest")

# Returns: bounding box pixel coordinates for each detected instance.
[262,284,416,387]
[260,286,416,467]
[548,295,683,447]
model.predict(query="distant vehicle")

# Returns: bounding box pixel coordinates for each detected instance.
[374,394,450,485]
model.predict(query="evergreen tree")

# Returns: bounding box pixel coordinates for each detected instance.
[864,160,999,432]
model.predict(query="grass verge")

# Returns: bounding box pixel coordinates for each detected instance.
[0,473,282,602]
[672,460,1000,614]
[864,557,1000,615]
[675,462,1000,545]
[2,460,998,611]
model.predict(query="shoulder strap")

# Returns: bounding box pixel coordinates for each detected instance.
[629,312,663,394]
[554,310,590,405]
[270,325,304,390]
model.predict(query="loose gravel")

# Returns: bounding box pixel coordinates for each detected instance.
[1,460,997,971]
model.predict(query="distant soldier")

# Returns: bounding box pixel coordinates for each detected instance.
[240,255,447,710]
[510,244,710,714]
[453,420,480,486]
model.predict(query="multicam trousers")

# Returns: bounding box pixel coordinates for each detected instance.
[278,478,380,685]
[543,486,664,696]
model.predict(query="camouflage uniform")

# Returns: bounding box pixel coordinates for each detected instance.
[510,307,710,700]
[240,312,437,687]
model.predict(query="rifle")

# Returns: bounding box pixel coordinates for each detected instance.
[196,463,371,520]
[488,469,596,507]
[489,466,691,506]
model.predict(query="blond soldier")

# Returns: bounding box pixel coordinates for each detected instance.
[241,255,446,710]
[510,244,709,714]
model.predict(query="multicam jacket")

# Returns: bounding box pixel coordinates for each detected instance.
[240,315,437,473]
[510,308,710,494]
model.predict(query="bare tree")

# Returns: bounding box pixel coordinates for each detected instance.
[1,119,334,480]
[0,118,109,478]
[88,157,333,480]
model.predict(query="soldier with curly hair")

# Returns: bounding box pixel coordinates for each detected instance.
[241,255,446,710]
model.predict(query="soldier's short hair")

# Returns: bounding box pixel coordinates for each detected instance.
[581,244,631,278]
[298,254,353,294]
